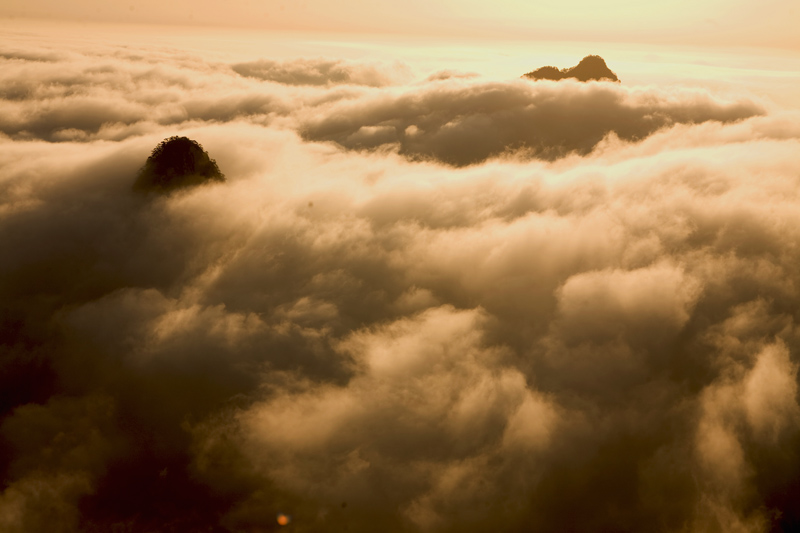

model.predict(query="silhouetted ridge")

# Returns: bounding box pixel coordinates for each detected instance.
[523,55,619,82]
[133,136,224,193]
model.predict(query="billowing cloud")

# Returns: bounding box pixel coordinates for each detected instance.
[2,32,800,533]
[232,58,410,87]
[225,306,557,531]
[299,80,763,165]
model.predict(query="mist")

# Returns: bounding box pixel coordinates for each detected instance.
[3,28,800,533]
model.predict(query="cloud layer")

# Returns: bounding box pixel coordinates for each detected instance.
[299,79,761,165]
[232,58,409,87]
[2,36,800,533]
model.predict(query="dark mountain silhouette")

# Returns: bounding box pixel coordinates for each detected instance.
[133,136,224,193]
[523,55,620,82]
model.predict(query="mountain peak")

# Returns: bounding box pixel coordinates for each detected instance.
[133,136,225,193]
[523,55,620,83]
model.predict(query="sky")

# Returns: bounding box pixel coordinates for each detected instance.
[2,4,800,533]
[2,0,799,50]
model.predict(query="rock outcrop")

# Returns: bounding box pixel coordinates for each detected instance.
[523,55,619,82]
[133,136,224,193]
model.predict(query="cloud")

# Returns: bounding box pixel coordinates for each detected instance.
[232,58,411,87]
[0,45,294,142]
[218,305,558,532]
[3,34,800,533]
[299,79,763,165]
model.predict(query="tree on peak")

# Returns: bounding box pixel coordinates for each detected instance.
[523,55,620,83]
[133,136,225,193]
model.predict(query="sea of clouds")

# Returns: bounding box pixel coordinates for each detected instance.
[2,35,800,533]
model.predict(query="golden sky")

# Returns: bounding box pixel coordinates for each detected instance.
[2,0,798,50]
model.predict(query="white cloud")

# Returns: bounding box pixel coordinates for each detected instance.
[2,33,800,533]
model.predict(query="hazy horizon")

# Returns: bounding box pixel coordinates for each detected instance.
[2,0,799,50]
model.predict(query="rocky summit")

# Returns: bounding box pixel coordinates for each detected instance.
[523,55,620,82]
[133,136,225,193]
